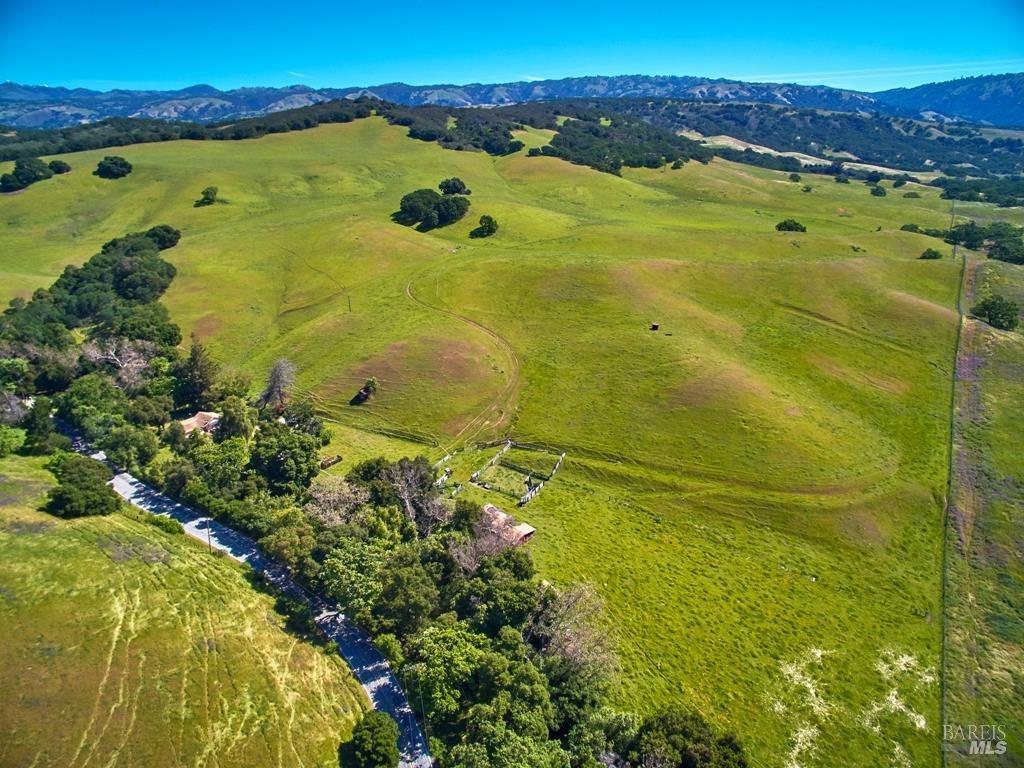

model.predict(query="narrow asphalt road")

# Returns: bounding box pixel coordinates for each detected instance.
[96,457,431,766]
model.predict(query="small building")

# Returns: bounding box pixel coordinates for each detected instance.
[179,411,221,436]
[482,503,536,546]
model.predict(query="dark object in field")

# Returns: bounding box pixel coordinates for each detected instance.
[320,455,342,469]
[470,214,498,238]
[775,218,806,232]
[94,155,132,179]
[439,177,471,195]
[650,322,660,331]
[48,159,71,174]
[195,185,219,207]
[394,187,470,231]
[919,248,943,260]
[350,377,379,405]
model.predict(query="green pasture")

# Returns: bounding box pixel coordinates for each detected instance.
[1,117,1012,766]
[0,454,366,768]
[945,259,1024,766]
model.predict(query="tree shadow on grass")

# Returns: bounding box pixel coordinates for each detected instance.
[337,738,356,767]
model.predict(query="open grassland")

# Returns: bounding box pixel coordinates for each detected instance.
[0,454,365,768]
[2,117,1019,766]
[945,259,1024,766]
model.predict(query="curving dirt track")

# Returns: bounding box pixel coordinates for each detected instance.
[404,278,521,452]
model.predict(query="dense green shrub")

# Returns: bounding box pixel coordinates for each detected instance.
[195,185,218,207]
[920,248,943,260]
[775,219,806,232]
[0,425,21,457]
[470,214,499,238]
[46,454,120,518]
[145,514,184,535]
[350,711,399,768]
[48,159,71,174]
[439,177,470,195]
[870,185,887,197]
[94,155,132,179]
[629,707,748,767]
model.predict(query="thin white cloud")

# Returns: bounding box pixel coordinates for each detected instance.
[287,70,310,79]
[519,74,544,82]
[736,58,1024,83]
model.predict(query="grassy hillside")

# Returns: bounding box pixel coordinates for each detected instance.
[945,258,1024,766]
[2,117,1021,767]
[0,453,366,768]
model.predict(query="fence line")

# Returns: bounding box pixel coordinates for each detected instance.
[469,440,512,483]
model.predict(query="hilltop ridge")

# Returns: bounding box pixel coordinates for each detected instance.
[3,72,1022,128]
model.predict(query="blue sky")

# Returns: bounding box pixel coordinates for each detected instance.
[2,0,1022,92]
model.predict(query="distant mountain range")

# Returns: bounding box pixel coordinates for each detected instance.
[2,72,1022,129]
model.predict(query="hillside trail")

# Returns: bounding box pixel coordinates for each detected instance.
[404,277,521,452]
[67,433,432,767]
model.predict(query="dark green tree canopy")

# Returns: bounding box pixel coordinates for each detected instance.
[46,454,120,519]
[249,419,321,495]
[94,155,133,179]
[195,185,219,207]
[470,215,498,238]
[630,707,749,768]
[350,711,399,768]
[439,177,471,195]
[775,219,806,232]
[395,187,471,231]
[397,188,441,222]
[971,294,1020,331]
[174,335,221,410]
[1,157,54,192]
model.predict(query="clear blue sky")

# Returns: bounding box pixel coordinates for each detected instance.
[2,0,1022,92]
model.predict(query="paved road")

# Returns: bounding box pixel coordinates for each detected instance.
[102,464,432,766]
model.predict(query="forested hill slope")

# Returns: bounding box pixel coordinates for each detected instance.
[3,71,1022,128]
[6,97,1020,182]
[873,73,1024,128]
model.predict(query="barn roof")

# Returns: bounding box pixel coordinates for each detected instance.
[482,503,536,546]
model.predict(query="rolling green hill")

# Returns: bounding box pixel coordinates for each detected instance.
[2,117,1021,767]
[0,453,366,767]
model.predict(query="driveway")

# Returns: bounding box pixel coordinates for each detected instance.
[106,469,432,767]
